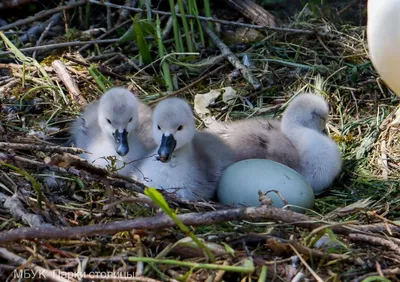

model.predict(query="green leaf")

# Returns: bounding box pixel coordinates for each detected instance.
[361,277,392,282]
[145,187,216,262]
[144,188,171,214]
[118,25,136,44]
[138,20,156,37]
[221,242,235,257]
[74,177,85,190]
[258,265,267,282]
[134,22,152,64]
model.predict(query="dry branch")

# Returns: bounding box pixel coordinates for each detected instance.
[201,21,262,90]
[224,0,277,27]
[0,0,35,10]
[62,55,128,81]
[19,13,62,45]
[349,233,400,256]
[52,60,88,106]
[0,0,88,31]
[0,39,119,56]
[0,204,395,245]
[0,248,71,282]
[0,142,85,154]
[88,0,334,38]
[0,151,227,210]
[0,193,48,227]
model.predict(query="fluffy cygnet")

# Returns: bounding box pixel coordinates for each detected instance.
[281,93,342,193]
[71,87,154,175]
[204,117,301,172]
[134,98,236,201]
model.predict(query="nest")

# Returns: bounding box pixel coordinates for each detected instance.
[0,1,399,281]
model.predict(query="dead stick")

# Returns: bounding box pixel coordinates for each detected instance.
[171,63,228,96]
[0,248,70,282]
[0,152,225,210]
[63,55,128,81]
[89,0,334,38]
[348,233,400,256]
[0,39,119,56]
[0,204,393,245]
[0,152,145,192]
[0,0,88,31]
[0,206,342,244]
[52,60,88,106]
[78,19,131,53]
[350,268,400,282]
[0,142,85,154]
[224,0,276,27]
[201,21,262,90]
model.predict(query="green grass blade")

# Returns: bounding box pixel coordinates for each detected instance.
[0,31,54,86]
[258,265,267,282]
[189,0,205,47]
[144,188,215,262]
[128,257,255,273]
[168,0,183,52]
[0,162,44,209]
[156,15,173,92]
[88,65,113,91]
[203,0,213,32]
[177,0,194,52]
[134,22,152,64]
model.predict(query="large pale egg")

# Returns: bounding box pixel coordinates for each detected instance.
[217,159,315,213]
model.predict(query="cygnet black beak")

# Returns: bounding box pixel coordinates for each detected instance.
[114,129,129,156]
[157,134,176,163]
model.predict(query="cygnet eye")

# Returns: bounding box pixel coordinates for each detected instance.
[177,125,183,131]
[157,125,161,130]
[107,119,112,125]
[129,117,133,122]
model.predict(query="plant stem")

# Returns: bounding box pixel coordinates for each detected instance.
[156,15,173,92]
[203,0,213,31]
[168,0,183,52]
[128,257,255,273]
[177,0,194,52]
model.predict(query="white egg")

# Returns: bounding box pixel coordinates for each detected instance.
[217,159,315,213]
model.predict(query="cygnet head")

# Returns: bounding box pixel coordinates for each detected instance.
[97,87,139,156]
[152,98,196,163]
[282,93,329,132]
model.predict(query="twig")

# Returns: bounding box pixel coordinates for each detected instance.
[0,151,227,210]
[201,21,262,90]
[32,16,58,59]
[0,0,35,9]
[103,195,159,210]
[52,60,88,106]
[0,151,145,191]
[19,13,62,45]
[0,247,71,282]
[106,0,112,30]
[171,63,228,96]
[348,233,400,256]
[0,193,48,227]
[289,244,324,282]
[89,0,335,38]
[0,142,85,154]
[350,268,400,282]
[223,0,276,27]
[63,55,128,81]
[0,0,88,31]
[0,39,119,56]
[77,19,131,53]
[286,239,364,265]
[0,203,388,244]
